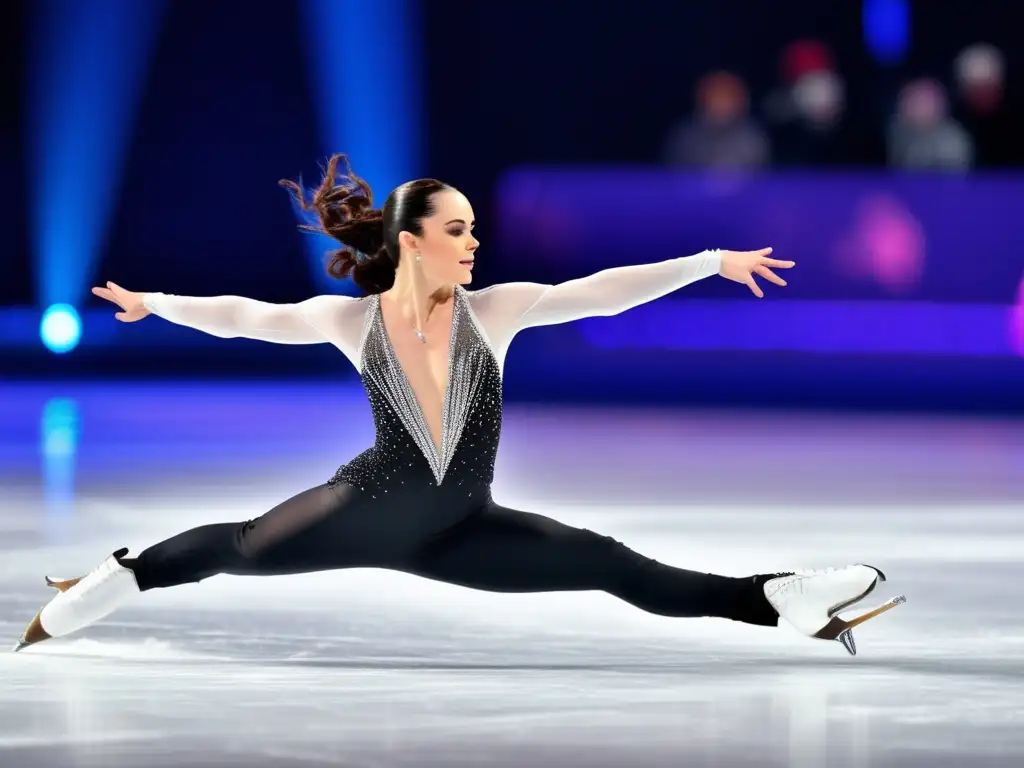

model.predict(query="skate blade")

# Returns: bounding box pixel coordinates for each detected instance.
[12,610,52,653]
[815,594,906,656]
[45,576,82,593]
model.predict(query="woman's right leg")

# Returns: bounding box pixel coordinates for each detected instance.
[15,482,376,649]
[128,483,368,590]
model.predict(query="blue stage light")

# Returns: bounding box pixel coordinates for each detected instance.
[297,0,423,294]
[863,0,910,65]
[26,0,167,310]
[40,303,82,354]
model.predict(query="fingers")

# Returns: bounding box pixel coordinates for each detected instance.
[105,281,128,300]
[733,249,791,297]
[748,248,794,269]
[92,286,123,308]
[745,275,764,298]
[755,265,787,287]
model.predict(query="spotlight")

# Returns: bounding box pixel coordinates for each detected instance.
[40,303,82,354]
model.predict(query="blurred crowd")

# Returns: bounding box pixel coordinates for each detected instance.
[663,40,1021,171]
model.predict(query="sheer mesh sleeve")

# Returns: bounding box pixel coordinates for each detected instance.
[467,250,721,358]
[142,293,345,344]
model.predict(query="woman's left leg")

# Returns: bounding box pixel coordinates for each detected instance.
[404,500,780,627]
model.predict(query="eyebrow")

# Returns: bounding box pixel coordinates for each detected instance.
[445,219,474,226]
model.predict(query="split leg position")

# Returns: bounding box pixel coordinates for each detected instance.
[15,484,904,656]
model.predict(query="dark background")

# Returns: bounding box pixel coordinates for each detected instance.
[2,0,1022,411]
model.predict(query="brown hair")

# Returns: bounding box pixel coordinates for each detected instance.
[280,154,449,294]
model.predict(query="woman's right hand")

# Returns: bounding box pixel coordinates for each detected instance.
[91,281,151,322]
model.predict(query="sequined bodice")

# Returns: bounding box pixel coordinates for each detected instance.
[142,253,723,503]
[328,287,503,499]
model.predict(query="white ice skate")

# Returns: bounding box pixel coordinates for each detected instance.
[763,564,905,656]
[12,548,140,652]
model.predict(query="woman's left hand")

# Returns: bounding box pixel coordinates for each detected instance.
[719,248,795,298]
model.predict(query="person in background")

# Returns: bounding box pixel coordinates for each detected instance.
[886,78,973,171]
[951,43,1022,166]
[776,70,855,166]
[763,39,883,167]
[663,71,770,169]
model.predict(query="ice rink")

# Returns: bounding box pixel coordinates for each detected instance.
[1,382,1022,767]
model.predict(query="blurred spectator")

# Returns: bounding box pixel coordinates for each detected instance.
[763,40,837,128]
[951,43,1023,166]
[780,39,835,85]
[887,79,973,171]
[764,40,883,167]
[663,71,770,169]
[773,70,858,165]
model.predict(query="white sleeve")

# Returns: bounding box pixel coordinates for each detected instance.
[142,292,351,345]
[468,250,721,353]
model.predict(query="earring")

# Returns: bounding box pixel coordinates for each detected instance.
[414,253,422,263]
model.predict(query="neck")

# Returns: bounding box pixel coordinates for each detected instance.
[384,256,453,328]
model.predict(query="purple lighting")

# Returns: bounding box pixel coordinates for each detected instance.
[832,194,926,295]
[576,299,1014,358]
[494,169,1023,359]
[1012,272,1024,358]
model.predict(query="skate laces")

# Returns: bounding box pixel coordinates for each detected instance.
[62,557,125,604]
[765,567,841,600]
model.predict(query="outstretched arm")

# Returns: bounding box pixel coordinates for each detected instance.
[143,292,334,344]
[479,248,791,329]
[92,282,347,345]
[467,248,792,355]
[513,249,722,328]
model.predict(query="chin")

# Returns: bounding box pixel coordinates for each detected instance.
[456,269,474,285]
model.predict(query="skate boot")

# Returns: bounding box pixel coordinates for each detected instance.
[13,548,140,652]
[762,564,905,656]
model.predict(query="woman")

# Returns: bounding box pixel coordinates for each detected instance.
[16,155,903,657]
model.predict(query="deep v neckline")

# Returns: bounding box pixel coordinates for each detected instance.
[374,289,460,460]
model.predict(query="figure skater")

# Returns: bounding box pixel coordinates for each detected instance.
[15,155,903,657]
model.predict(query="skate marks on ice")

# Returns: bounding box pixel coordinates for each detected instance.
[1,386,1023,765]
[1,495,1022,768]
[1,537,1022,767]
[1,631,1022,768]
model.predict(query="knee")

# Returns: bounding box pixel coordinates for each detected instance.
[133,523,248,590]
[573,529,652,581]
[236,520,256,558]
[236,519,268,564]
[580,528,640,561]
[582,529,672,586]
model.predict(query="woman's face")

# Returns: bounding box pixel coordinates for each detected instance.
[411,189,479,286]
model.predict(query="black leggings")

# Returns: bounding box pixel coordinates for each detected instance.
[125,483,778,627]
